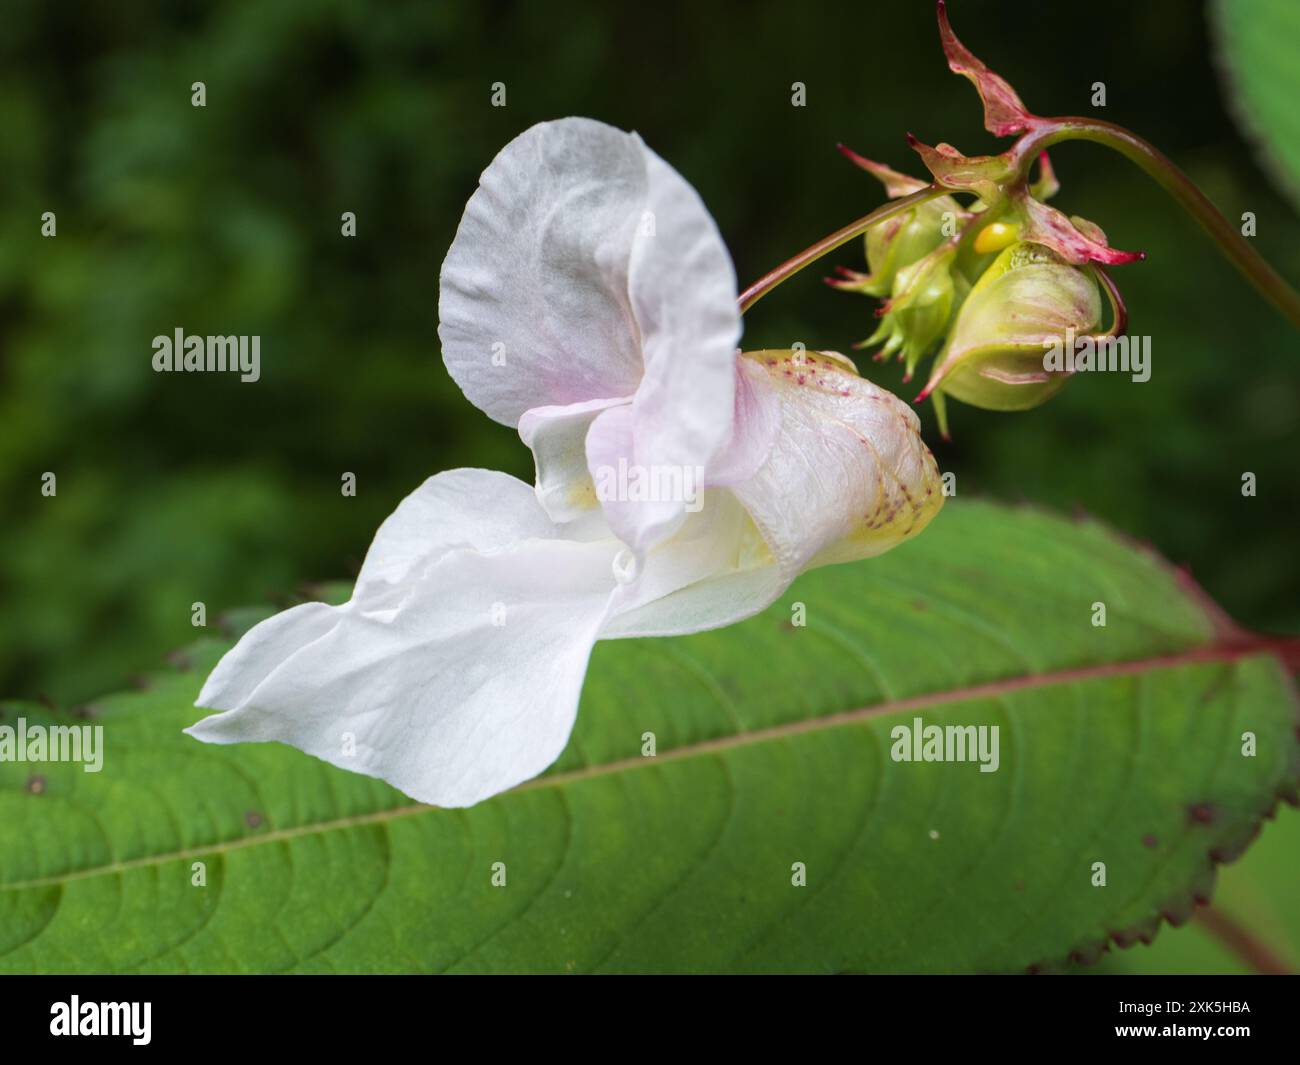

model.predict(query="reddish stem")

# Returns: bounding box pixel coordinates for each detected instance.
[739,186,946,313]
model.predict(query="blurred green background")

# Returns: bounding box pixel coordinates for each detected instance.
[2,0,1296,711]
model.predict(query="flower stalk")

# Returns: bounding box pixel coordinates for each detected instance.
[1008,117,1300,331]
[738,186,947,313]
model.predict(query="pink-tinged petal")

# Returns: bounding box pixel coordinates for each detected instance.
[584,355,778,554]
[190,469,624,808]
[439,119,648,425]
[837,143,930,197]
[439,119,647,423]
[625,145,744,530]
[705,354,782,486]
[729,351,944,584]
[1016,190,1145,265]
[937,0,1038,137]
[438,117,743,512]
[519,396,631,524]
[584,403,685,552]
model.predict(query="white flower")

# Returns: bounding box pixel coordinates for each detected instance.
[187,118,944,807]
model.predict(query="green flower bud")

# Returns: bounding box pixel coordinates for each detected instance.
[916,241,1104,437]
[856,197,955,298]
[859,243,970,381]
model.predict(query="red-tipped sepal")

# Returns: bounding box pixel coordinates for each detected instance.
[1014,189,1145,266]
[936,0,1041,137]
[907,133,1011,203]
[837,143,930,198]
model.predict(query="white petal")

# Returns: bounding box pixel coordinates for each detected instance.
[191,601,340,712]
[439,117,743,551]
[438,117,653,425]
[189,470,622,808]
[621,146,744,525]
[609,565,788,639]
[603,488,785,639]
[584,403,689,551]
[352,468,557,609]
[200,471,548,714]
[518,396,630,524]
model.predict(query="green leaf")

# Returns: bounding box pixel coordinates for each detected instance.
[1093,802,1300,974]
[1213,0,1300,210]
[1,500,1296,973]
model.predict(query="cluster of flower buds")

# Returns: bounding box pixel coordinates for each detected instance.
[828,0,1131,438]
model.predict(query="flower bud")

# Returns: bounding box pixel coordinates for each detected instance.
[859,243,969,381]
[916,241,1103,436]
[857,198,953,297]
[738,349,945,567]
